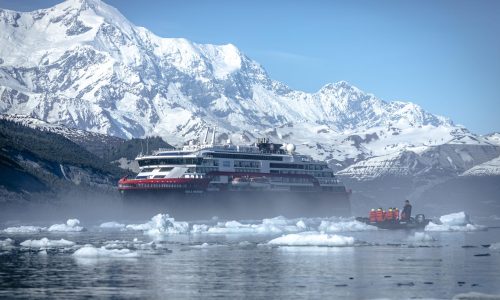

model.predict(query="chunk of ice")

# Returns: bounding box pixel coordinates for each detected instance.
[0,238,15,250]
[99,222,126,229]
[20,237,75,248]
[73,245,139,258]
[318,220,377,232]
[3,225,46,234]
[440,212,470,226]
[268,232,355,247]
[48,219,85,232]
[126,213,189,236]
[425,212,485,232]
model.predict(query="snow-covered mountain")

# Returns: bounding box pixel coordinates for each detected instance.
[0,0,498,181]
[461,156,500,177]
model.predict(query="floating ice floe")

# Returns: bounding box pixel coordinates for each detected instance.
[318,219,377,232]
[407,232,435,243]
[194,216,310,235]
[48,219,85,232]
[440,212,470,226]
[20,237,75,249]
[3,225,46,234]
[268,232,355,247]
[99,221,126,229]
[73,245,139,258]
[126,213,189,236]
[425,212,486,232]
[0,238,15,250]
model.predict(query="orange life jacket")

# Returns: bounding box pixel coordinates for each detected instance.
[376,210,384,222]
[369,210,377,222]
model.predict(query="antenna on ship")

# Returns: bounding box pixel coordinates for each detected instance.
[146,136,149,155]
[140,140,144,156]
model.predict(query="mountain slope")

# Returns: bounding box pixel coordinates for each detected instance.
[0,0,453,148]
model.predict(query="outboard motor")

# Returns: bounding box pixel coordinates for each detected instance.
[415,214,426,224]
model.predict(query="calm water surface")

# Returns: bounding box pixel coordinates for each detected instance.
[1,220,500,299]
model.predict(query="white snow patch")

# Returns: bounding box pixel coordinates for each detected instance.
[20,237,75,249]
[73,245,139,258]
[268,232,355,247]
[48,219,85,232]
[3,225,46,234]
[99,221,126,229]
[126,213,189,236]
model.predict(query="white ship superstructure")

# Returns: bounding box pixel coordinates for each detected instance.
[119,129,346,194]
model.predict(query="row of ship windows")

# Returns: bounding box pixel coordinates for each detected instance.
[138,158,328,170]
[270,170,334,178]
[129,183,189,188]
[139,170,334,178]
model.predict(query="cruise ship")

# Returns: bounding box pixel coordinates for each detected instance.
[118,129,351,219]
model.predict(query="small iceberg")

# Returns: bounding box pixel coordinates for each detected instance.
[425,212,486,232]
[48,219,85,232]
[318,219,378,232]
[268,232,355,247]
[20,237,75,249]
[0,238,15,250]
[3,225,46,234]
[126,213,189,236]
[99,221,126,229]
[73,245,139,258]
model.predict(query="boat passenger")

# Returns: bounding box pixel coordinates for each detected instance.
[386,208,393,221]
[376,208,384,222]
[401,200,412,221]
[393,207,399,221]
